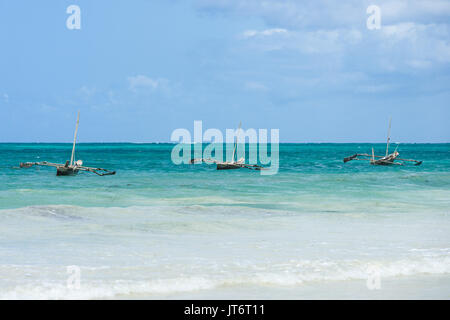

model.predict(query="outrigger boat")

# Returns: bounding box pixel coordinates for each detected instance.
[19,111,116,176]
[343,118,422,166]
[190,122,265,171]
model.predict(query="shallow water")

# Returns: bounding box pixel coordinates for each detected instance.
[0,143,449,299]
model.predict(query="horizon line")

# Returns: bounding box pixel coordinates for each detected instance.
[0,141,449,144]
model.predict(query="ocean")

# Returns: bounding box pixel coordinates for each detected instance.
[0,143,449,299]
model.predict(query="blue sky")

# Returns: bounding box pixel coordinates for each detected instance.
[0,0,449,142]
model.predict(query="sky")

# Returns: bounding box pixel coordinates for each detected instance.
[0,0,449,143]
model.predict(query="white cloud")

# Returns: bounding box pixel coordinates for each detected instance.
[407,59,432,69]
[40,104,58,113]
[196,0,450,97]
[355,83,395,93]
[240,27,362,54]
[238,21,450,71]
[381,0,450,23]
[3,93,8,103]
[196,0,450,29]
[79,85,97,97]
[242,28,288,38]
[196,0,361,29]
[201,0,450,70]
[244,81,268,91]
[379,22,450,66]
[127,75,169,92]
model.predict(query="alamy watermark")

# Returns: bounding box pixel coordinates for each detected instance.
[366,265,381,290]
[65,5,381,31]
[170,121,279,175]
[66,265,81,290]
[66,5,81,30]
[367,5,381,30]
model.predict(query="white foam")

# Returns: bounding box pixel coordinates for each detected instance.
[1,256,449,299]
[0,277,218,300]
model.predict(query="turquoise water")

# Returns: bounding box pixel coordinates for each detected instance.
[0,143,449,299]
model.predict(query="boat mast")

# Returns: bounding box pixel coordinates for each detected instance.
[70,111,80,166]
[385,116,392,157]
[232,121,242,163]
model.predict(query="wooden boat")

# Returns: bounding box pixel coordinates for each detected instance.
[217,163,242,170]
[190,122,265,171]
[191,157,265,171]
[216,158,245,170]
[343,118,422,166]
[57,161,80,176]
[19,111,116,176]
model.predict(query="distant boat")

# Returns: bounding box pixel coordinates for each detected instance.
[20,111,116,176]
[190,122,265,171]
[343,117,422,166]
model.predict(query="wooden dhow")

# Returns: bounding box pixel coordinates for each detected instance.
[19,111,116,176]
[190,122,265,171]
[343,118,422,166]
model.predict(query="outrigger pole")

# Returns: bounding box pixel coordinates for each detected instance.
[19,161,116,176]
[344,153,422,164]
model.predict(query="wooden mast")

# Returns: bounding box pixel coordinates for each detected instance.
[231,121,242,163]
[385,116,392,157]
[70,111,80,166]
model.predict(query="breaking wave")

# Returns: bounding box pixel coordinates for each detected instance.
[1,255,449,299]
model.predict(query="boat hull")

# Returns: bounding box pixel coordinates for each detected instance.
[371,159,395,165]
[371,153,399,166]
[56,167,79,176]
[217,163,241,170]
